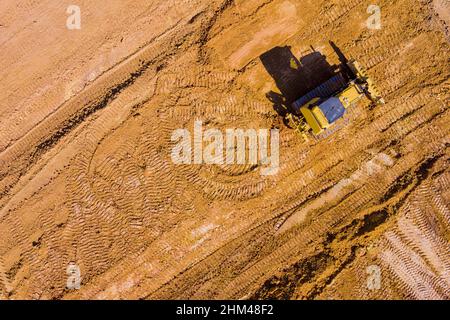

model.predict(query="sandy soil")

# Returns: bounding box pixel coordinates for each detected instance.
[0,0,449,299]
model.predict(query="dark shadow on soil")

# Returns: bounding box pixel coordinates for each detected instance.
[260,42,350,119]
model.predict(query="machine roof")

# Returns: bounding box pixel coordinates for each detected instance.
[318,97,346,124]
[292,74,347,112]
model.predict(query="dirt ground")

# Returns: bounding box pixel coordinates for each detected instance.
[0,0,449,299]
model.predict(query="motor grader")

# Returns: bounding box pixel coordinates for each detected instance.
[286,57,384,138]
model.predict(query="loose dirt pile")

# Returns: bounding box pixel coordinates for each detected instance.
[0,0,449,299]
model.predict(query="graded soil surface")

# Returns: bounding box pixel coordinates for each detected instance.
[0,0,449,299]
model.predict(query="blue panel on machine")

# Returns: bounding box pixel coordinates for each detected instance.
[292,73,347,112]
[318,97,346,124]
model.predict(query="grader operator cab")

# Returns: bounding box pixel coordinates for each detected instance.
[287,53,384,138]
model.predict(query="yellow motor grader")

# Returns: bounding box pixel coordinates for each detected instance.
[287,57,384,139]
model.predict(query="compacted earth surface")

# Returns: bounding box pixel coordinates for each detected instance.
[0,0,449,299]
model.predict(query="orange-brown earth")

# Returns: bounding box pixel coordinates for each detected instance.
[0,0,449,299]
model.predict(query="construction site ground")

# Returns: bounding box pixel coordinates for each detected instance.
[0,0,449,299]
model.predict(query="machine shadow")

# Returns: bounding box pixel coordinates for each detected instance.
[260,44,343,120]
